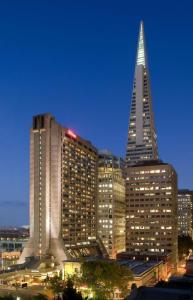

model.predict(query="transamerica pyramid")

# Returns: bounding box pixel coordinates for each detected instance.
[126,21,158,166]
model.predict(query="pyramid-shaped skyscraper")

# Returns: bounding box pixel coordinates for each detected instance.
[126,21,158,166]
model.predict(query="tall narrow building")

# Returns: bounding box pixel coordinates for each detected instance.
[61,128,98,255]
[19,114,67,265]
[126,21,158,166]
[178,190,193,237]
[97,151,125,258]
[125,23,178,270]
[19,113,101,266]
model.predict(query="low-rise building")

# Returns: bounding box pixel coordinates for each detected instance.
[63,258,167,289]
[126,286,193,300]
[0,227,29,270]
[126,276,193,300]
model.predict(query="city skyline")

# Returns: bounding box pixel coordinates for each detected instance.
[0,1,193,225]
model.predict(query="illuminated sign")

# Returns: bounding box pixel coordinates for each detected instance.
[67,129,77,139]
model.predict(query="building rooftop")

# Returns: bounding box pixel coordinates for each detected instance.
[63,257,162,278]
[0,227,29,239]
[126,286,193,300]
[178,189,193,195]
[131,159,167,167]
[117,260,162,277]
[63,241,105,260]
[117,252,170,262]
[169,275,193,284]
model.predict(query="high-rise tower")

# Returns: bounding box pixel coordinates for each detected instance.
[125,22,178,270]
[19,114,67,265]
[125,161,178,268]
[19,113,101,266]
[97,151,125,258]
[126,21,158,166]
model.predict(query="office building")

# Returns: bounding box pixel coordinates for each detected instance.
[126,21,158,166]
[125,161,178,267]
[125,22,178,269]
[178,190,193,237]
[97,151,125,258]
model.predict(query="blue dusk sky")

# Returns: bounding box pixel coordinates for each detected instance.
[0,0,193,226]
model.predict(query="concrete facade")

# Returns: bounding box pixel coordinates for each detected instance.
[19,114,99,265]
[125,161,178,269]
[126,21,158,166]
[61,128,98,251]
[19,114,66,265]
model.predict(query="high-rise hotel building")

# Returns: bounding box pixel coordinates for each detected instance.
[19,113,98,264]
[97,151,125,258]
[62,128,98,253]
[125,22,178,267]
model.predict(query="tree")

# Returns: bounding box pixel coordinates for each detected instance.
[178,235,193,260]
[32,294,48,300]
[49,275,65,295]
[62,278,83,300]
[131,283,137,291]
[80,259,133,300]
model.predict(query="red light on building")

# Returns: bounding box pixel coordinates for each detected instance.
[67,129,77,139]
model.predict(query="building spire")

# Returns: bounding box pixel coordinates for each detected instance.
[136,21,147,67]
[126,21,158,166]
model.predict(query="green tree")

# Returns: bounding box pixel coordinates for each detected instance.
[49,275,65,295]
[62,278,83,300]
[80,259,133,300]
